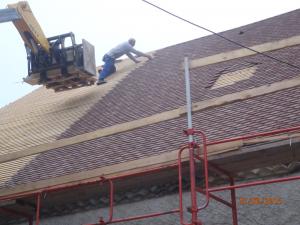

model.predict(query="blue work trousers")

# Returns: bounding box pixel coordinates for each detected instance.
[99,54,116,80]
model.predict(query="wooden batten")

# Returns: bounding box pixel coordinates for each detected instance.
[188,35,300,69]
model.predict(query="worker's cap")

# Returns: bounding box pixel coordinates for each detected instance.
[128,38,136,46]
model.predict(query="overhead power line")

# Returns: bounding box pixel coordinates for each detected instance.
[141,0,300,71]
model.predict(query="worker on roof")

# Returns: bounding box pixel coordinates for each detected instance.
[97,38,152,85]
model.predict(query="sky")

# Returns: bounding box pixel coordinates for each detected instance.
[0,0,299,108]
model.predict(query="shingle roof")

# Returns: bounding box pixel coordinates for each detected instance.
[59,9,300,138]
[1,9,300,192]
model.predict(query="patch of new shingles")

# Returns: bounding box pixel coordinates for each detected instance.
[0,59,144,155]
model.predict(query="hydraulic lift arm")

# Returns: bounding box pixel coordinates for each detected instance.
[0,1,97,92]
[1,1,50,54]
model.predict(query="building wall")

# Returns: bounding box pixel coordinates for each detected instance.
[17,173,300,225]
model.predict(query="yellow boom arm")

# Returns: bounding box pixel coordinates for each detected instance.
[7,1,50,54]
[1,1,97,91]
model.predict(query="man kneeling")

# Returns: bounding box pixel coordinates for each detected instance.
[97,38,152,85]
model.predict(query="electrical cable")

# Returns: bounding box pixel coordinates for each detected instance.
[141,0,300,136]
[141,0,300,71]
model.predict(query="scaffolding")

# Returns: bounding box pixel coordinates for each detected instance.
[1,58,300,225]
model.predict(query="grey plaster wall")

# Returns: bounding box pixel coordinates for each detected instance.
[17,175,300,225]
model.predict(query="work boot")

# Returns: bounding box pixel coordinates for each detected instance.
[96,80,107,85]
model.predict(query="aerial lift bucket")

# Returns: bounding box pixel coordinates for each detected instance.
[2,2,97,92]
[23,33,97,92]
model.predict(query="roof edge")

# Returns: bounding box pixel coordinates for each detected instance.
[1,134,300,198]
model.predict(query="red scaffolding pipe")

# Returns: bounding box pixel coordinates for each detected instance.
[0,125,300,225]
[107,209,180,224]
[35,193,41,225]
[207,125,300,146]
[0,164,179,202]
[1,125,299,203]
[209,175,300,192]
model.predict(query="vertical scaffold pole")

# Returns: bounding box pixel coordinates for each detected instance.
[35,193,41,225]
[184,57,199,225]
[184,57,193,142]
